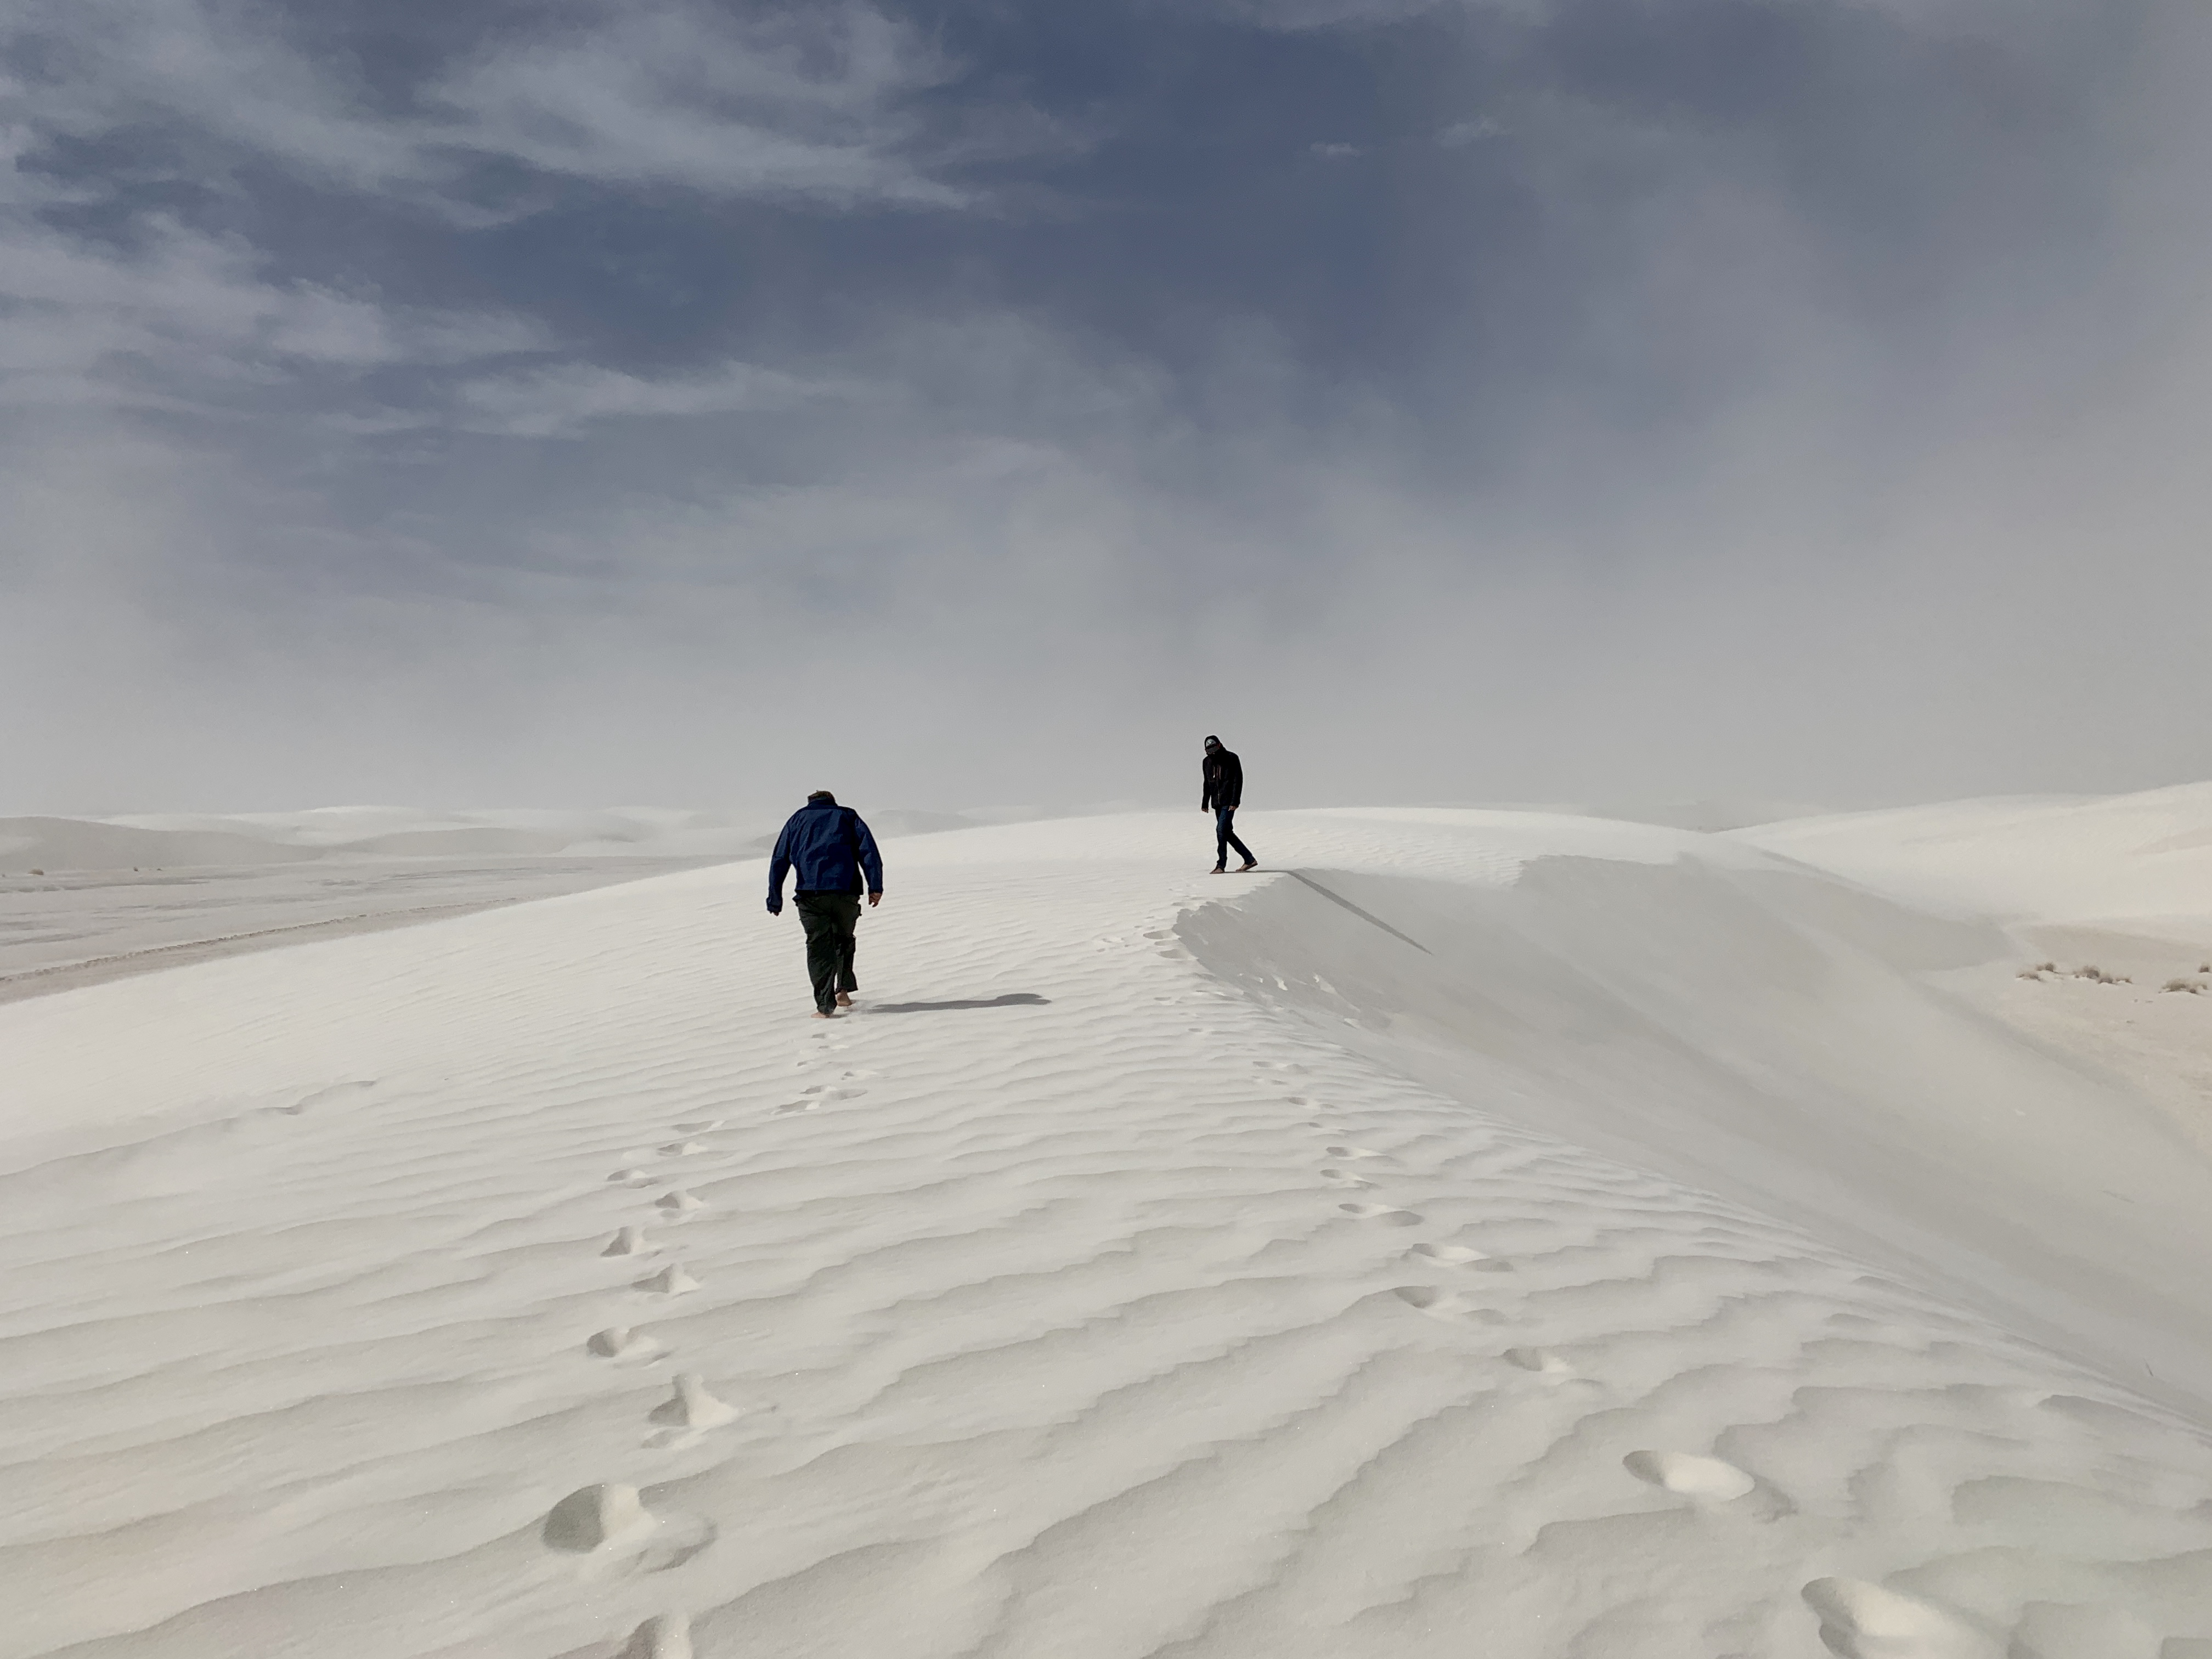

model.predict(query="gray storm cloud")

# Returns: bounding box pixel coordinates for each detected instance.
[2,0,2207,814]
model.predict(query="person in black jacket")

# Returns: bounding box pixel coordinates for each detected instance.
[767,791,885,1018]
[1201,736,1257,873]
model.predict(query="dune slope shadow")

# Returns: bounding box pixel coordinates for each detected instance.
[1180,855,2212,1415]
[866,992,1051,1013]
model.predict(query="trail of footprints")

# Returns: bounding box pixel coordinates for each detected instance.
[527,988,2191,1658]
[1284,1074,1985,1658]
[550,1041,886,1655]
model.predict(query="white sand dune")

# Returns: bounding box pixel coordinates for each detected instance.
[1736,781,2212,928]
[0,806,785,866]
[0,805,1040,875]
[7,806,2212,1656]
[0,855,727,999]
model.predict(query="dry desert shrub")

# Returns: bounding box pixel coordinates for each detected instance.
[2037,961,2058,973]
[2165,978,2207,995]
[2072,965,2104,980]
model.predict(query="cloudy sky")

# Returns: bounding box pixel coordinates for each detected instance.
[4,0,2208,814]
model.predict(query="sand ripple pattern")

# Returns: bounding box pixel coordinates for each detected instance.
[1,833,2211,1655]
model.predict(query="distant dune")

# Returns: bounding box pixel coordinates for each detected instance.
[0,804,1014,873]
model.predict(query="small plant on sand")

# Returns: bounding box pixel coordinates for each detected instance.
[2072,964,2103,980]
[2036,962,2058,973]
[2165,978,2207,995]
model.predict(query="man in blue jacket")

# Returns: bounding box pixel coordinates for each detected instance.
[766,791,885,1018]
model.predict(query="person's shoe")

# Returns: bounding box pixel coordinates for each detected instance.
[835,992,853,1008]
[1238,861,1259,872]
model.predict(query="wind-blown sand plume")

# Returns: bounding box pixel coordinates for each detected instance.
[12,805,2212,1654]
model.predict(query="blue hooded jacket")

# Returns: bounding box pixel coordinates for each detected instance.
[767,798,884,912]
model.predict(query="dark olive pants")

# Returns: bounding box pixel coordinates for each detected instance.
[793,891,862,1014]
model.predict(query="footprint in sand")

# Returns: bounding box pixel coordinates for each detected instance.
[1391,1285,1498,1323]
[672,1120,723,1133]
[636,1263,699,1296]
[618,1614,693,1659]
[587,1327,660,1361]
[1623,1449,1756,1500]
[608,1168,653,1186]
[648,1373,740,1429]
[659,1141,710,1158]
[774,1100,815,1116]
[602,1227,651,1257]
[1801,1578,1996,1658]
[1322,1169,1375,1188]
[1624,1450,1789,1516]
[1340,1203,1425,1226]
[656,1189,704,1214]
[1327,1145,1390,1161]
[1504,1346,1575,1376]
[544,1483,652,1552]
[1408,1241,1514,1272]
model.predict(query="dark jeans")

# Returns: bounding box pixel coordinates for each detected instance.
[1214,807,1254,868]
[793,891,862,1013]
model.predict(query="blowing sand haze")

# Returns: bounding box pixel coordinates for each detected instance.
[10,797,2212,1655]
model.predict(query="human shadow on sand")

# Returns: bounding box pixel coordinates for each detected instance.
[866,993,1051,1013]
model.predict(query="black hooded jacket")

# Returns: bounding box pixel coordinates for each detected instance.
[1201,746,1244,811]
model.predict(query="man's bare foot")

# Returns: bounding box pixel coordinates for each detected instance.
[1209,865,1227,874]
[810,1009,839,1020]
[836,992,853,1007]
[1238,861,1259,872]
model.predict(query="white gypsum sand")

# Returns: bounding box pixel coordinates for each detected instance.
[0,805,1067,1001]
[5,806,2212,1656]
